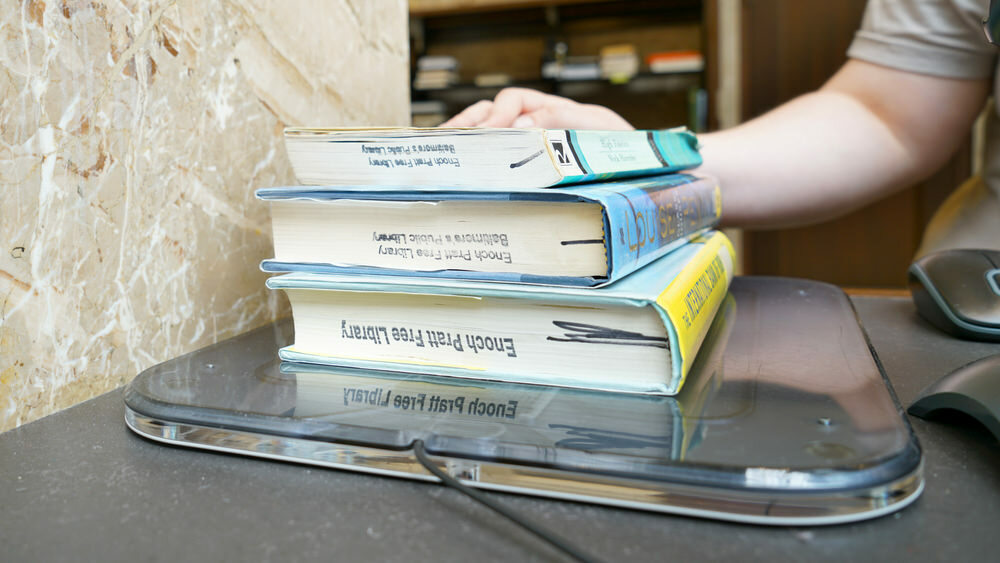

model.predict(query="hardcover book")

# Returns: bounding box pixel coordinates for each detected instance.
[257,174,721,287]
[282,126,702,188]
[266,230,735,395]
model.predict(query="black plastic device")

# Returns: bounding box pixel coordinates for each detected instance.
[908,353,1000,441]
[909,249,1000,342]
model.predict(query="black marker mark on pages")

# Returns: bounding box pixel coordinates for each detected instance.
[547,321,669,348]
[509,149,544,169]
[561,239,603,246]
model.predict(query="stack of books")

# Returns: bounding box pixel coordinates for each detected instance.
[260,126,734,395]
[413,55,460,90]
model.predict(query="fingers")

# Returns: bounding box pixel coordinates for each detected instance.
[513,104,634,130]
[440,100,494,127]
[475,88,548,128]
[566,103,635,131]
[437,87,634,130]
[440,88,552,128]
[512,114,537,128]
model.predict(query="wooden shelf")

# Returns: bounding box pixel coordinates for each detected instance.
[413,71,702,94]
[410,0,609,18]
[409,0,711,131]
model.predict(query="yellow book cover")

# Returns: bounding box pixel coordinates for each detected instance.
[656,231,736,391]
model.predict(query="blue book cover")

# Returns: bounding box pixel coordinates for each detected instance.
[258,173,721,287]
[266,231,735,395]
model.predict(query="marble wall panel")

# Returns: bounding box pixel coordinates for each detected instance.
[0,0,410,431]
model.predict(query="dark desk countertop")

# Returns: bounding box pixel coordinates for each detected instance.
[2,295,999,562]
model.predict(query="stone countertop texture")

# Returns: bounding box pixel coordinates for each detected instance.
[0,0,410,432]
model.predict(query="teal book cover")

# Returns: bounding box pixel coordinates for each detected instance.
[554,128,702,185]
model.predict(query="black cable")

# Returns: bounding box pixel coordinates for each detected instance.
[412,439,604,563]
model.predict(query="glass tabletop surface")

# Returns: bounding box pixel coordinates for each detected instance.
[126,277,920,494]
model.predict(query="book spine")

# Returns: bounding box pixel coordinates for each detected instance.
[655,231,735,392]
[551,129,702,185]
[602,175,721,281]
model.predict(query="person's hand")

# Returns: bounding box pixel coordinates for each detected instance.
[441,87,634,130]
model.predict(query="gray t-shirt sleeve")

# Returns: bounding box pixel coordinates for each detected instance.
[848,0,997,79]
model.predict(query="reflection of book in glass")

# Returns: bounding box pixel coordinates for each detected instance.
[267,231,735,395]
[282,127,701,188]
[674,293,736,456]
[257,174,721,287]
[283,362,701,461]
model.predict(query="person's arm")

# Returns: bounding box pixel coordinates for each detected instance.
[702,59,989,228]
[441,60,989,229]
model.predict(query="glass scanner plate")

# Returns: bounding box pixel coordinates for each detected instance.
[124,277,922,525]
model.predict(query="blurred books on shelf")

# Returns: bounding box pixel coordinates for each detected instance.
[410,100,448,127]
[414,69,459,90]
[473,72,513,87]
[416,54,459,72]
[414,55,460,90]
[599,44,639,83]
[646,50,704,74]
[542,56,601,81]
